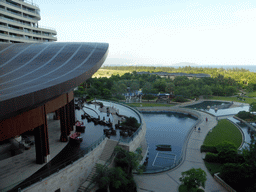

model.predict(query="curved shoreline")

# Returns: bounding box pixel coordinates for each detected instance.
[136,106,202,173]
[134,105,228,192]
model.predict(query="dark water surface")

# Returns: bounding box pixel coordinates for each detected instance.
[142,112,197,171]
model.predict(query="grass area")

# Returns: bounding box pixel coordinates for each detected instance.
[247,91,256,97]
[92,69,130,78]
[178,184,198,192]
[204,161,222,176]
[207,96,256,104]
[203,119,242,149]
[126,103,175,107]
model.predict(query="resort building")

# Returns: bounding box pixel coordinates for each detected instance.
[0,0,57,43]
[0,42,147,192]
[0,42,110,191]
[0,2,147,192]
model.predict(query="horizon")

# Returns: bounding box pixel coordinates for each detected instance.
[101,63,256,72]
[36,0,256,66]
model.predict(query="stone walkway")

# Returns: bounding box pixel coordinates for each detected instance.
[134,107,227,192]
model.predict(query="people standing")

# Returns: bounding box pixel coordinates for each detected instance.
[206,117,208,122]
[198,127,201,132]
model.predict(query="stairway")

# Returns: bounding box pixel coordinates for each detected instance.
[99,139,118,162]
[77,139,118,192]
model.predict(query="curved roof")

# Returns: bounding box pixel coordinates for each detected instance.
[0,42,109,119]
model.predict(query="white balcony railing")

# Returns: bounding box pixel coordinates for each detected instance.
[20,0,39,8]
[6,1,21,9]
[6,9,22,17]
[0,0,40,16]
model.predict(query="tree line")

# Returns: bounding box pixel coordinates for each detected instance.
[101,66,256,91]
[75,70,242,101]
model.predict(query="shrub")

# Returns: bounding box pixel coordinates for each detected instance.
[235,153,245,164]
[237,111,252,119]
[216,141,237,152]
[200,145,218,153]
[109,98,120,102]
[216,141,238,163]
[98,102,104,108]
[143,94,156,100]
[219,163,248,188]
[112,94,125,100]
[121,117,140,129]
[204,152,219,163]
[173,95,187,102]
[197,189,205,192]
[179,168,207,191]
[96,189,108,192]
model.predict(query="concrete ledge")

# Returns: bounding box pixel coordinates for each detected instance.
[226,118,245,150]
[214,173,236,192]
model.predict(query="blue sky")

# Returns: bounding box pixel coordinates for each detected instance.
[36,0,256,66]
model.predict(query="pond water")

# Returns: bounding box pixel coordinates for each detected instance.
[228,117,256,149]
[142,112,198,172]
[75,100,142,146]
[186,101,250,116]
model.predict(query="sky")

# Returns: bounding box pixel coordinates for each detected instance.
[35,0,256,66]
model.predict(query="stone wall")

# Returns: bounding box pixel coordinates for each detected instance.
[23,138,108,192]
[119,117,147,153]
[129,118,147,152]
[214,173,236,192]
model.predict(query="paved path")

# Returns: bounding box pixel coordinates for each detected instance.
[134,108,227,192]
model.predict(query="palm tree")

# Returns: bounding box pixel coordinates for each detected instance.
[92,164,110,191]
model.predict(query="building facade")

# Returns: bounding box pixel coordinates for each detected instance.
[0,0,57,43]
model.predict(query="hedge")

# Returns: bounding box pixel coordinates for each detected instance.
[204,152,219,163]
[200,145,218,153]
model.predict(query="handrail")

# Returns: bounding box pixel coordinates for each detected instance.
[2,134,107,192]
[82,105,99,117]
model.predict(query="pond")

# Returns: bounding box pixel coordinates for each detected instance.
[185,101,250,116]
[142,112,198,172]
[75,100,142,146]
[228,117,256,149]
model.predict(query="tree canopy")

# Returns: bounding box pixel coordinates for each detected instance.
[75,66,249,100]
[179,168,207,191]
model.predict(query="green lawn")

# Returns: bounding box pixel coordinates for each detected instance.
[92,69,130,78]
[208,96,256,104]
[126,103,175,107]
[247,91,256,97]
[203,119,242,149]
